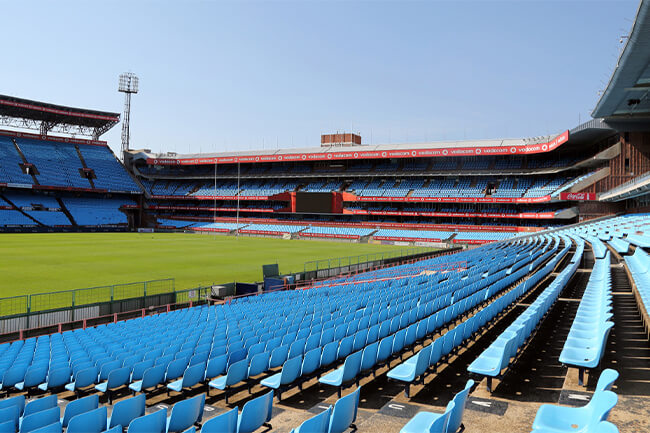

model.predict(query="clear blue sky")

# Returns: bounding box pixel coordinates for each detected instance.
[1,0,639,155]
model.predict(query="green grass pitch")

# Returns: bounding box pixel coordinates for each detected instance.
[0,232,413,301]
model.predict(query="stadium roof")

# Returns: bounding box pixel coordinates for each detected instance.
[592,0,650,126]
[0,94,120,139]
[134,132,575,165]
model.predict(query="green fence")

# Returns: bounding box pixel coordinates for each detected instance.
[303,247,437,273]
[0,278,175,317]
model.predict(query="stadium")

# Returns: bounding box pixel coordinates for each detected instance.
[0,1,649,432]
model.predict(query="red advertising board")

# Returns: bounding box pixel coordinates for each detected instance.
[353,196,552,204]
[146,131,569,166]
[347,209,555,219]
[0,129,109,147]
[559,192,597,201]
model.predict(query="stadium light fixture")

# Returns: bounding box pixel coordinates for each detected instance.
[118,72,139,157]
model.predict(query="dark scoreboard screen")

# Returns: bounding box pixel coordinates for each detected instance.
[295,192,332,213]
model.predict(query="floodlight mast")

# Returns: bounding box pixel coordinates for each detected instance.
[118,73,139,157]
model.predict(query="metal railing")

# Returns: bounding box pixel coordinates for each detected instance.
[0,279,175,317]
[303,247,437,274]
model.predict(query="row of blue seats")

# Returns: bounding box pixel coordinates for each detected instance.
[386,236,561,396]
[468,236,577,391]
[558,247,613,386]
[624,248,649,330]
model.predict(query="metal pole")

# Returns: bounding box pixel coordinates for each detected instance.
[236,162,240,239]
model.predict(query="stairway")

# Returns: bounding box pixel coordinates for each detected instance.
[74,145,96,189]
[12,138,40,185]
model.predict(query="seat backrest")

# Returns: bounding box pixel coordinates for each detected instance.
[141,365,165,389]
[360,342,379,372]
[20,407,60,433]
[61,394,99,428]
[109,394,146,429]
[295,406,331,433]
[0,406,19,432]
[126,409,166,433]
[593,421,620,433]
[226,359,249,386]
[2,366,26,388]
[167,393,205,433]
[586,390,618,422]
[46,367,71,388]
[206,354,228,380]
[182,362,206,388]
[99,360,121,381]
[596,369,619,392]
[341,351,363,383]
[377,335,394,362]
[75,366,98,389]
[328,386,361,433]
[131,359,154,381]
[281,355,304,385]
[414,344,432,377]
[0,395,25,416]
[107,366,131,389]
[24,394,57,417]
[238,390,273,433]
[446,379,474,433]
[320,342,339,367]
[166,358,188,382]
[431,401,455,433]
[269,345,290,368]
[249,352,271,377]
[23,366,48,388]
[200,406,238,433]
[301,348,322,376]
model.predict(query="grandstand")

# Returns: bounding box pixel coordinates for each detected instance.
[1,1,650,432]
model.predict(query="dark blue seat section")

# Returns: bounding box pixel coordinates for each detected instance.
[559,240,613,385]
[468,235,580,392]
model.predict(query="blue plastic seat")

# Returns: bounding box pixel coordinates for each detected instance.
[301,348,322,378]
[0,366,27,393]
[165,359,189,383]
[237,390,273,433]
[0,406,19,432]
[328,386,361,433]
[37,367,71,392]
[129,364,165,394]
[209,359,248,403]
[24,395,57,418]
[200,407,238,433]
[131,360,154,382]
[400,379,473,433]
[291,406,332,433]
[596,369,619,392]
[320,342,339,368]
[205,355,228,381]
[15,366,48,394]
[387,344,432,397]
[95,366,131,404]
[108,394,146,429]
[64,366,98,395]
[166,393,205,433]
[260,355,303,400]
[0,395,25,417]
[269,346,290,369]
[127,409,166,433]
[167,362,206,394]
[67,406,107,433]
[360,342,378,377]
[531,390,618,433]
[60,394,99,428]
[21,407,60,433]
[399,401,455,433]
[319,351,363,398]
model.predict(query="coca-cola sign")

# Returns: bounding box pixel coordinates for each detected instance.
[559,192,597,201]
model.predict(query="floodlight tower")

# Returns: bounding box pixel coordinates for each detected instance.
[118,72,139,155]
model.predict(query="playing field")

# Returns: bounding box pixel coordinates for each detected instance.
[0,233,417,298]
